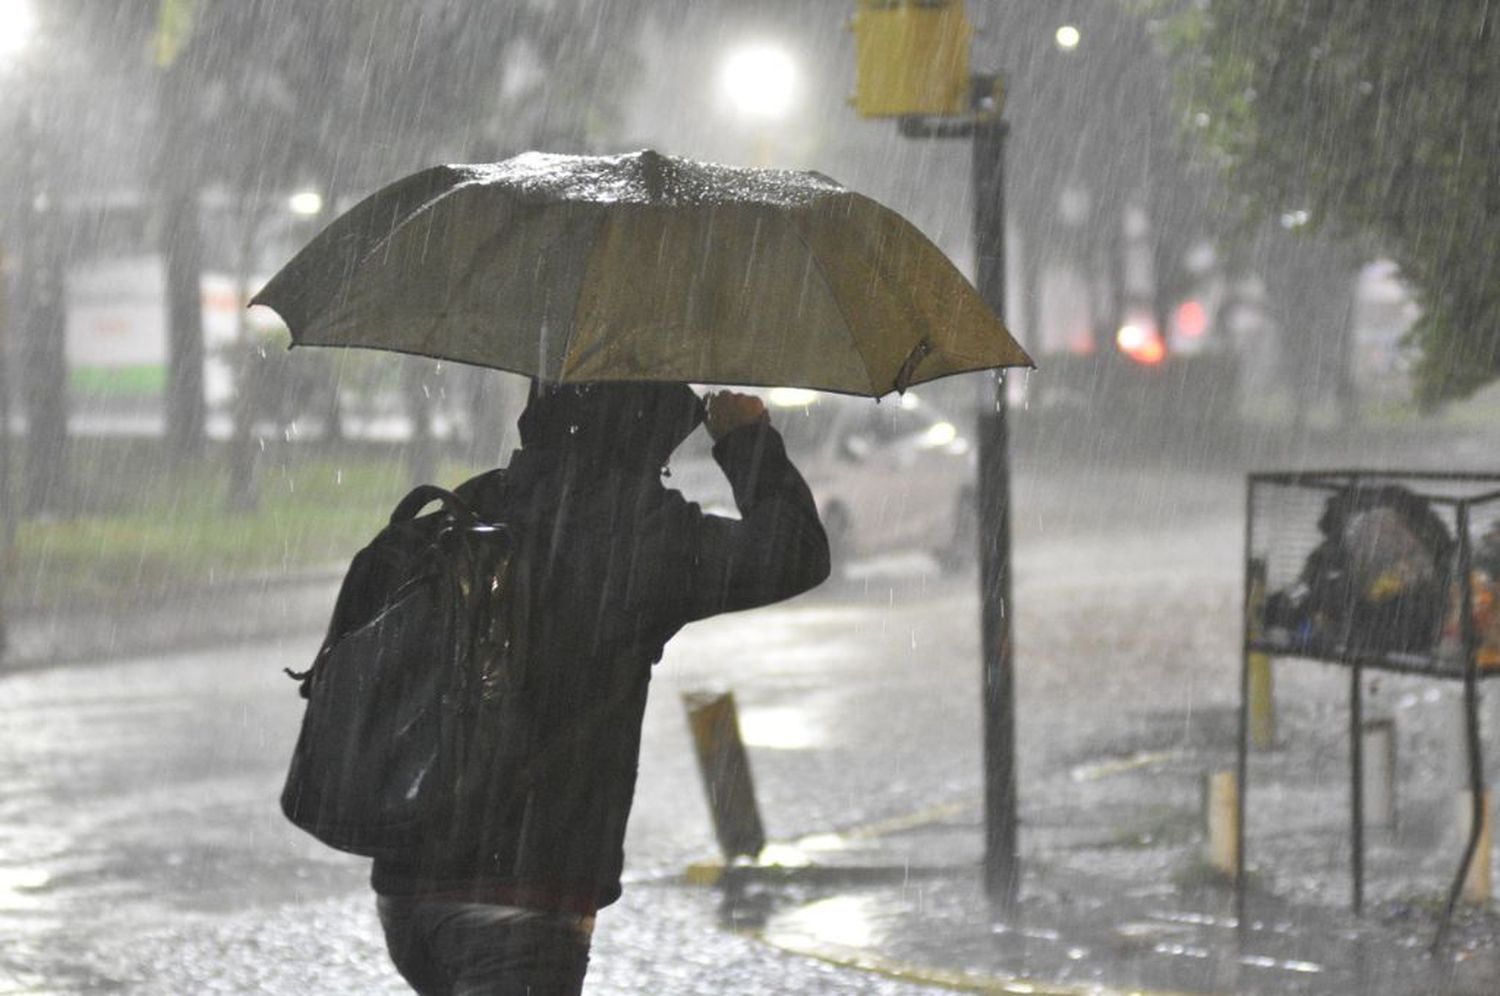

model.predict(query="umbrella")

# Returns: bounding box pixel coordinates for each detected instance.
[251,149,1031,396]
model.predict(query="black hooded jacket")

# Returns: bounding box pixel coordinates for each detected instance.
[369,387,829,911]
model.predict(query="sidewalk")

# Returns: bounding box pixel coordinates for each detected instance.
[713,420,1500,995]
[698,764,1500,995]
[0,566,342,672]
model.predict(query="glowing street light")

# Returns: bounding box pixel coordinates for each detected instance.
[288,190,324,217]
[1054,24,1080,52]
[0,0,36,63]
[720,42,798,121]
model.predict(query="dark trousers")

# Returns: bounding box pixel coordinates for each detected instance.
[377,896,593,996]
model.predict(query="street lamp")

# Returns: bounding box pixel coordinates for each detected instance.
[1054,24,1081,52]
[0,0,36,62]
[288,190,324,217]
[720,41,798,167]
[849,0,1022,909]
[720,42,798,121]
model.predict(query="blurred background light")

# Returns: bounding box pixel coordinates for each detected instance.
[767,387,818,408]
[1174,299,1208,340]
[287,190,324,216]
[0,0,37,62]
[720,42,797,120]
[1116,322,1166,365]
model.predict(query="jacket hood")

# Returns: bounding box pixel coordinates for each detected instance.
[517,381,705,472]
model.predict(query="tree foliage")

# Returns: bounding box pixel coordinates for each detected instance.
[16,0,662,462]
[1156,0,1500,404]
[160,0,655,203]
[972,2,1226,353]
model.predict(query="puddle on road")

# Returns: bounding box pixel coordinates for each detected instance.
[767,893,891,950]
[737,704,827,750]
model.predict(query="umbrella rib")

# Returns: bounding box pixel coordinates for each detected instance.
[785,213,881,396]
[861,210,951,379]
[353,169,477,273]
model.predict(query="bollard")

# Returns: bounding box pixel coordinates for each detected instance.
[1248,653,1275,750]
[1204,770,1239,875]
[1459,788,1493,905]
[1246,559,1275,750]
[682,691,766,861]
[1361,719,1397,831]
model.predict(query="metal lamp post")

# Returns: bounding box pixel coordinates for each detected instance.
[849,0,1020,909]
[971,105,1018,909]
[899,88,1017,908]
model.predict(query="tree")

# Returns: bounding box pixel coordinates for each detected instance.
[1154,1,1500,405]
[1,0,160,511]
[971,3,1224,364]
[138,0,660,479]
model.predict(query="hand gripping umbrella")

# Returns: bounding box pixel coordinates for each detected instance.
[251,149,1032,396]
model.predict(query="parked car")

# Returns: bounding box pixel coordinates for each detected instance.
[667,389,977,573]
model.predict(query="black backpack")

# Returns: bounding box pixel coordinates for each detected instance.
[280,478,534,859]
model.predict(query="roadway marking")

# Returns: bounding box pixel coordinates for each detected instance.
[838,800,972,839]
[687,798,1208,996]
[1068,751,1181,783]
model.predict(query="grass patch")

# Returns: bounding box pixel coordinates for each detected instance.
[6,438,486,612]
[70,364,167,397]
[1435,380,1500,429]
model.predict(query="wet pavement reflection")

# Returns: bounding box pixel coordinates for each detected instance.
[4,457,1498,992]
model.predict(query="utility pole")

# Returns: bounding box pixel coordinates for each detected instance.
[154,0,207,461]
[0,247,12,659]
[971,109,1018,908]
[0,0,40,661]
[850,0,1020,908]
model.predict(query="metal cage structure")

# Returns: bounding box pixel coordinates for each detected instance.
[1237,470,1500,950]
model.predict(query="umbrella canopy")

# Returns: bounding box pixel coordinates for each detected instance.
[251,150,1031,397]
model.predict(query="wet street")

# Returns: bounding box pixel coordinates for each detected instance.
[0,564,1015,994]
[0,584,962,991]
[6,454,1498,993]
[5,447,1494,990]
[7,0,1499,987]
[0,460,1261,993]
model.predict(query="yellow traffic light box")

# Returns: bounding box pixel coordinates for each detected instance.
[850,0,972,118]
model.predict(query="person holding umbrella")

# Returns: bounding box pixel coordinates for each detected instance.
[253,149,1029,993]
[349,379,829,994]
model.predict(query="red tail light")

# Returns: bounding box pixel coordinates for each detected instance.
[1116,323,1166,366]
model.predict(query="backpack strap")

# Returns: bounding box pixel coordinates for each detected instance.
[284,483,502,697]
[390,484,480,528]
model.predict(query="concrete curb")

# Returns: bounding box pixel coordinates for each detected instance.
[686,859,952,890]
[686,802,1198,996]
[681,801,971,887]
[752,930,1198,996]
